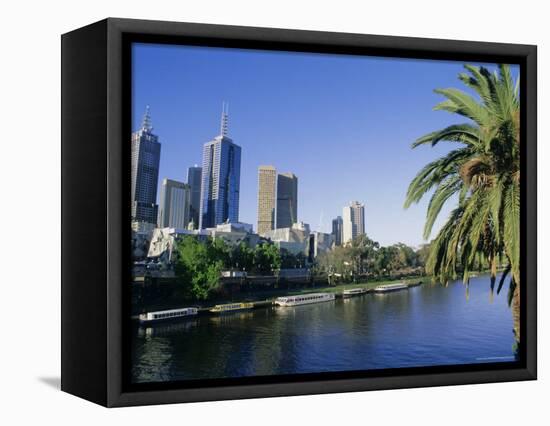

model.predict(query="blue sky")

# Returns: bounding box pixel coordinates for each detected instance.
[132,43,518,247]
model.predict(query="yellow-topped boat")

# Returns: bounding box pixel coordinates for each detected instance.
[209,302,254,314]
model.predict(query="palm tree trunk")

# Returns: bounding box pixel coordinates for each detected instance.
[512,283,520,346]
[510,269,520,358]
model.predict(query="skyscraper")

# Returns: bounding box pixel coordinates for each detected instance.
[276,172,298,229]
[257,165,277,235]
[131,106,161,225]
[332,216,343,246]
[158,179,191,229]
[342,201,365,244]
[187,165,202,229]
[199,103,242,229]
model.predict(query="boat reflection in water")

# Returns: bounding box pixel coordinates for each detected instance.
[138,319,198,338]
[209,311,254,324]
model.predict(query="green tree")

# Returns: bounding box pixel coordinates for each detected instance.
[230,242,255,271]
[174,236,227,300]
[350,234,380,274]
[374,245,402,276]
[253,242,281,273]
[404,64,520,341]
[393,243,418,269]
[415,243,432,271]
[280,248,300,269]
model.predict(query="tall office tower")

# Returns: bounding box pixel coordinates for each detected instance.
[257,165,277,235]
[187,165,202,229]
[199,103,242,229]
[342,201,365,244]
[131,106,161,225]
[157,178,191,229]
[276,172,298,229]
[331,216,343,246]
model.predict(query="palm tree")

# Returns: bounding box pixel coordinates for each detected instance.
[404,64,520,342]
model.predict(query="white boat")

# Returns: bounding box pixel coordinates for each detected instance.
[138,307,198,324]
[373,283,408,293]
[343,288,368,298]
[275,292,335,307]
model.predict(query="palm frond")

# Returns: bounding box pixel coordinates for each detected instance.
[423,176,461,239]
[433,88,490,125]
[412,124,482,149]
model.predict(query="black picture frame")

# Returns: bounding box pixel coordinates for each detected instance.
[61,17,537,407]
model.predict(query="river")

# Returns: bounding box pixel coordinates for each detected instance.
[131,274,516,383]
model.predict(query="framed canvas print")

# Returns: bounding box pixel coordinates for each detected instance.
[61,18,537,407]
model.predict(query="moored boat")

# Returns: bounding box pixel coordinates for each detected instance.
[373,283,408,293]
[138,307,198,324]
[343,287,368,298]
[275,292,335,307]
[209,302,254,314]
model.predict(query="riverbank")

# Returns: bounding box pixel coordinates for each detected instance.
[197,275,431,307]
[133,276,433,318]
[280,276,430,297]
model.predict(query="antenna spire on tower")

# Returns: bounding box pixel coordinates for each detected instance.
[220,101,229,137]
[141,105,153,132]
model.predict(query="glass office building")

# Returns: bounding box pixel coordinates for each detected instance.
[199,105,241,229]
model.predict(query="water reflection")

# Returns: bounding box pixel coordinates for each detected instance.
[131,275,516,383]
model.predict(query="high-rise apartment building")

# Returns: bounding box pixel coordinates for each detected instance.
[158,179,191,229]
[131,106,161,225]
[257,165,277,235]
[199,104,242,229]
[342,201,365,244]
[187,165,202,229]
[276,172,298,229]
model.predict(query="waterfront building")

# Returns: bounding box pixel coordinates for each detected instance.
[210,222,254,234]
[263,222,311,256]
[131,228,154,261]
[131,106,161,225]
[206,222,259,248]
[147,222,258,264]
[257,165,277,235]
[158,178,191,229]
[342,201,365,244]
[187,165,202,229]
[199,103,242,229]
[276,172,298,229]
[331,216,343,246]
[148,227,204,263]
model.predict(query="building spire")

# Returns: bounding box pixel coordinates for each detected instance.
[141,105,153,132]
[220,102,229,137]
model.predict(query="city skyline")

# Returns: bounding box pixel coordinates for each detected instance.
[132,43,519,246]
[133,106,356,238]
